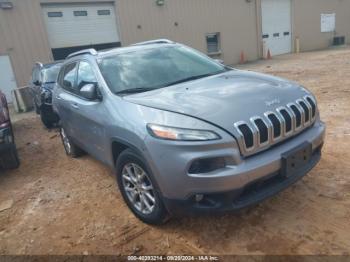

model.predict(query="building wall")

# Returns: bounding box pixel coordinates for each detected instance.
[0,0,113,87]
[117,0,260,65]
[1,0,350,88]
[293,0,350,51]
[0,0,52,87]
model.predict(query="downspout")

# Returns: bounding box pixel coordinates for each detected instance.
[255,0,263,59]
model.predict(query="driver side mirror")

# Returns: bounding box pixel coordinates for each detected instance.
[80,83,100,100]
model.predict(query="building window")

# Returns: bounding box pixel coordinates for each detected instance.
[206,33,221,54]
[98,10,111,16]
[74,11,88,16]
[48,12,63,18]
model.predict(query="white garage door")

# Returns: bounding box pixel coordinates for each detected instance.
[261,0,292,56]
[41,3,120,49]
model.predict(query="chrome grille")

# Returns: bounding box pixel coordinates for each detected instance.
[234,96,317,155]
[266,113,281,139]
[306,97,316,118]
[279,108,292,134]
[253,118,269,145]
[236,122,254,149]
[289,104,302,128]
[298,100,310,123]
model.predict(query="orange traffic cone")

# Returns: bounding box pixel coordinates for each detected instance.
[267,49,272,60]
[240,51,246,64]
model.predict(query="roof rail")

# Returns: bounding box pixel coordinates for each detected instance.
[131,39,175,46]
[66,48,98,59]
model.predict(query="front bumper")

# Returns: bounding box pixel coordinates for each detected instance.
[163,143,322,215]
[144,121,326,210]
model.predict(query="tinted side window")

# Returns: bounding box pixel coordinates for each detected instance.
[61,63,78,93]
[77,61,97,91]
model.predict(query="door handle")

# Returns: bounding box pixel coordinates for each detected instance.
[71,103,79,109]
[55,95,62,100]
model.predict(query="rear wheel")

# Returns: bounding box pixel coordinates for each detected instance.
[116,149,169,225]
[40,106,59,129]
[59,127,84,158]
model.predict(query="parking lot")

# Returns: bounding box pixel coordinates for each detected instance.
[1,47,350,255]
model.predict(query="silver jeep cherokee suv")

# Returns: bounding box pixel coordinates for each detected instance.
[53,40,325,224]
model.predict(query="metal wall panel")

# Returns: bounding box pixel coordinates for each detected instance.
[293,0,350,51]
[1,0,350,88]
[0,0,113,87]
[0,0,52,87]
[116,0,260,65]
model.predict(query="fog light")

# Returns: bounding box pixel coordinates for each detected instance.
[189,157,226,174]
[195,194,204,202]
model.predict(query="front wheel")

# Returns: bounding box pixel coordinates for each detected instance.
[40,106,59,129]
[116,149,169,225]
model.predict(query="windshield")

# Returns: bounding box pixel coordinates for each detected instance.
[98,46,227,94]
[41,64,61,83]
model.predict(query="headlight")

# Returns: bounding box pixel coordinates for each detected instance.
[147,124,220,141]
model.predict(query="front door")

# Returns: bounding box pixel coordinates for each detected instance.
[261,0,292,56]
[71,61,108,161]
[0,56,17,103]
[59,60,108,162]
[55,62,79,138]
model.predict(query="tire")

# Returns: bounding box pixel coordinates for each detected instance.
[40,106,59,129]
[59,127,84,158]
[1,145,20,169]
[116,149,169,225]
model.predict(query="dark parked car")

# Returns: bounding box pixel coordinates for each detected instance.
[0,90,20,170]
[30,61,61,128]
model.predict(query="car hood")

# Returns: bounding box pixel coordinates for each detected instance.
[123,70,311,136]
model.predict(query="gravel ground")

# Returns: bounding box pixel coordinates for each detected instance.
[0,47,350,255]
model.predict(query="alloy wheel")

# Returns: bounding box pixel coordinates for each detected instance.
[122,163,156,215]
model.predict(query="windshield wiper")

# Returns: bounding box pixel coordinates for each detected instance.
[115,87,156,95]
[164,70,227,87]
